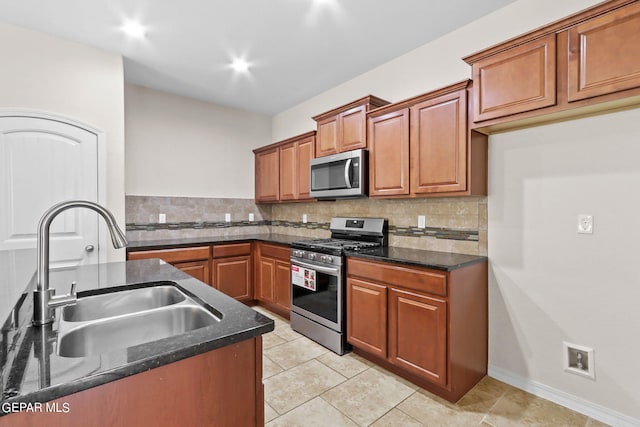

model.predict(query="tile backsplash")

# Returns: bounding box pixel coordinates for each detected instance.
[126,195,487,256]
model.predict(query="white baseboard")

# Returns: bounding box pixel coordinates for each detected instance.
[488,365,640,427]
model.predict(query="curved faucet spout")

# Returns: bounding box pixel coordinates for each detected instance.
[33,200,128,326]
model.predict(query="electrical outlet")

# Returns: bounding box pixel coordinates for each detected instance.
[418,215,426,229]
[302,214,308,224]
[225,213,231,222]
[577,214,593,234]
[158,213,166,224]
[249,213,255,222]
[563,342,595,380]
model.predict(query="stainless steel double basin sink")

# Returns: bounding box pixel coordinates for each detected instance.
[56,283,221,358]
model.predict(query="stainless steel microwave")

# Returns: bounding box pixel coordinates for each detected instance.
[310,149,367,200]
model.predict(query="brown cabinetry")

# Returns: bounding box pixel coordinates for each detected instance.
[254,131,316,203]
[255,242,291,318]
[470,34,557,122]
[254,146,280,203]
[567,1,640,102]
[346,257,487,402]
[128,246,211,286]
[313,95,390,156]
[367,81,487,198]
[464,0,640,132]
[212,243,253,302]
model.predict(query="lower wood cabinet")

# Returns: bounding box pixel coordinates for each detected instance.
[212,243,253,303]
[346,257,487,402]
[255,242,291,318]
[127,246,212,286]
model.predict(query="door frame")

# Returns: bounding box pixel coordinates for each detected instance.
[0,109,108,264]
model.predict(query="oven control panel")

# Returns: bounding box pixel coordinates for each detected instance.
[291,250,342,266]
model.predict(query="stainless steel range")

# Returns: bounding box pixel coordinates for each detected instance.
[290,217,388,355]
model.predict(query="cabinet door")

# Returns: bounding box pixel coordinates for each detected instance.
[388,288,447,386]
[279,142,297,201]
[296,135,315,200]
[410,90,467,195]
[316,116,339,157]
[257,257,275,303]
[347,277,387,358]
[340,105,367,151]
[368,108,410,197]
[567,2,640,102]
[173,260,211,285]
[255,147,279,202]
[213,256,252,302]
[274,259,291,312]
[472,33,556,121]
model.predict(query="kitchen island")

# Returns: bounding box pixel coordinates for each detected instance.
[0,258,274,426]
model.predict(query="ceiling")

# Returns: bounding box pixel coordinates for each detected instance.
[0,0,516,116]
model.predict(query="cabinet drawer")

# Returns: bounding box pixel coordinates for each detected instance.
[128,246,211,263]
[259,243,290,260]
[212,243,252,258]
[347,258,447,297]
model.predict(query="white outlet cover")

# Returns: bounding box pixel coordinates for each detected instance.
[158,213,166,224]
[249,213,255,222]
[577,214,593,234]
[418,215,426,229]
[302,214,308,224]
[563,341,595,380]
[225,213,231,222]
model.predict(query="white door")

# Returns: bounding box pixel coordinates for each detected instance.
[0,116,100,269]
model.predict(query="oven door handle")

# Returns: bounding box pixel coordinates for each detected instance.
[291,259,340,276]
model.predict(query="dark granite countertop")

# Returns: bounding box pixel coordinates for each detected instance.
[126,233,301,251]
[0,259,274,415]
[346,246,487,271]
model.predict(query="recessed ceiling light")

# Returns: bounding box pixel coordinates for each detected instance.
[230,58,250,73]
[121,20,146,38]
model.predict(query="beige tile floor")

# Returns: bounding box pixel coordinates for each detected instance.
[253,306,610,427]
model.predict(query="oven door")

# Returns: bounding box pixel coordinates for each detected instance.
[290,258,343,331]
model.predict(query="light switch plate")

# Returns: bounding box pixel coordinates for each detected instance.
[577,214,593,234]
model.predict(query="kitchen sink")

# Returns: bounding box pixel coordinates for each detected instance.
[62,284,187,322]
[56,283,222,358]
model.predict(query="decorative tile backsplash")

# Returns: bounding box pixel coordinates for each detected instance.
[126,195,487,256]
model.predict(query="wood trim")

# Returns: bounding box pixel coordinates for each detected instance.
[252,131,316,154]
[127,246,210,263]
[312,95,390,121]
[258,242,290,260]
[347,258,447,297]
[212,242,252,258]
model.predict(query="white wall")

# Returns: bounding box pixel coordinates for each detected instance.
[125,83,271,199]
[489,108,640,421]
[271,0,640,423]
[0,22,126,263]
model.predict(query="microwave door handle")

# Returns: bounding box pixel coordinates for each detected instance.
[344,158,353,188]
[291,259,340,276]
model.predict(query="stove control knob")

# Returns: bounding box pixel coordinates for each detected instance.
[326,256,333,263]
[320,255,327,262]
[309,253,316,260]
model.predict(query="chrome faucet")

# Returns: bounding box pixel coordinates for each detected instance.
[33,200,128,326]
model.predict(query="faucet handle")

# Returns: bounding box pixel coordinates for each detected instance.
[70,281,77,297]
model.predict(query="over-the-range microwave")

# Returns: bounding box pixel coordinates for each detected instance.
[309,148,367,200]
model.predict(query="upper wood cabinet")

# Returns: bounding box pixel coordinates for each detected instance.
[254,131,315,203]
[313,95,390,157]
[470,34,557,122]
[254,146,280,203]
[368,81,487,198]
[464,0,640,131]
[280,132,315,201]
[567,1,640,102]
